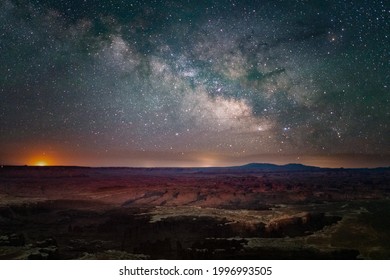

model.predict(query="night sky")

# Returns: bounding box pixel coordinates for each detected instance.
[0,0,389,167]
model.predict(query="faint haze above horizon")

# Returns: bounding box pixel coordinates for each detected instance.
[2,153,389,169]
[0,0,389,168]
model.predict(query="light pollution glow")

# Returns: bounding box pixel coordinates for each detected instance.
[2,150,386,168]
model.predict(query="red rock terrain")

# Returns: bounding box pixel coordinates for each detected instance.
[0,165,389,259]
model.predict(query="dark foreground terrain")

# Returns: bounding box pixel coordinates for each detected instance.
[0,164,389,259]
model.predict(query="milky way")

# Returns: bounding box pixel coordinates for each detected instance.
[0,0,389,167]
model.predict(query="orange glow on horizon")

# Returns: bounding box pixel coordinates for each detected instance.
[27,153,55,167]
[34,161,48,166]
[6,149,387,168]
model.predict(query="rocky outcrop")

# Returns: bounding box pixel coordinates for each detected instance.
[27,238,59,260]
[265,212,341,237]
[0,233,25,246]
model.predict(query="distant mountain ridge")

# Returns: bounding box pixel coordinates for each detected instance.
[232,163,322,171]
[239,163,321,169]
[230,163,390,172]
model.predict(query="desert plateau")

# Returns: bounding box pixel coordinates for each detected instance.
[0,164,389,260]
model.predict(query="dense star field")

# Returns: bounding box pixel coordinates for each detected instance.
[0,0,389,167]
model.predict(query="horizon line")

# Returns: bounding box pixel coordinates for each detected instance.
[1,162,389,170]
